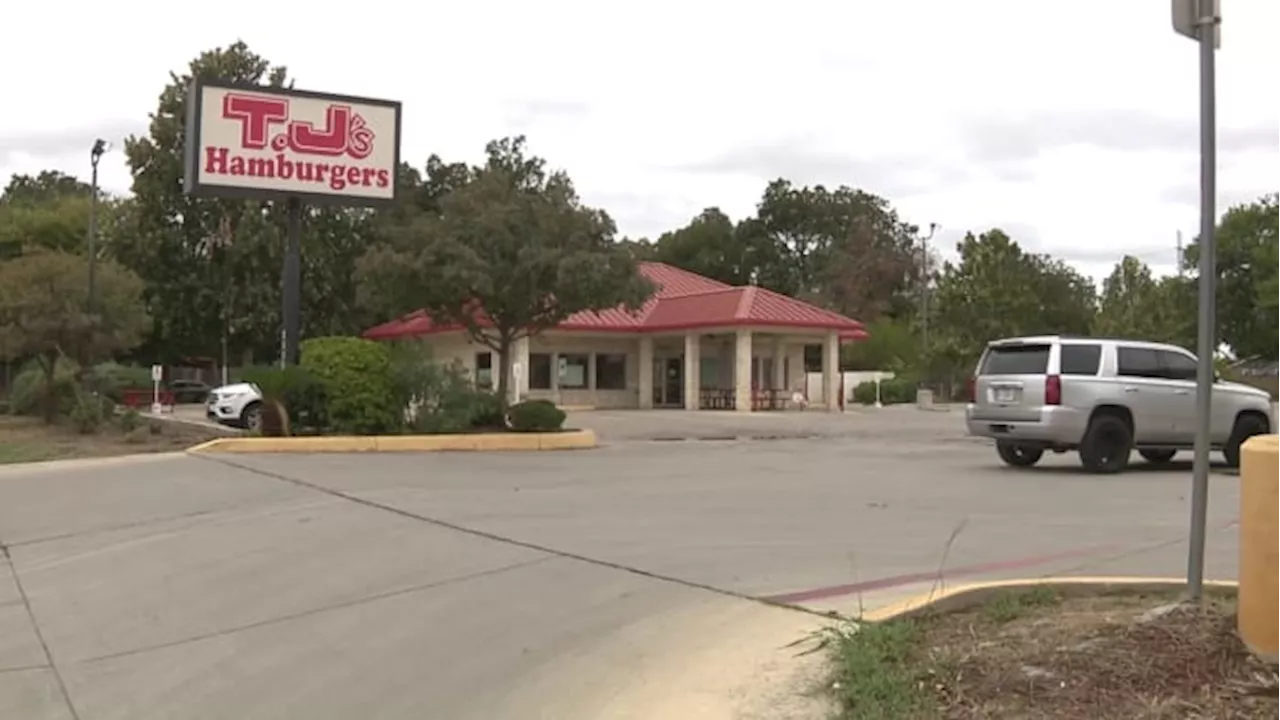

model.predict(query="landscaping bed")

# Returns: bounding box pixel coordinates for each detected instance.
[825,587,1278,719]
[0,414,224,464]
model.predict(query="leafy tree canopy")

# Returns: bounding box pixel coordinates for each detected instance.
[357,136,654,404]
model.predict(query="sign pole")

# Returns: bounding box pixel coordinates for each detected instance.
[1181,0,1219,602]
[282,197,303,366]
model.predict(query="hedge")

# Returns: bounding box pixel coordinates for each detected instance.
[300,336,401,435]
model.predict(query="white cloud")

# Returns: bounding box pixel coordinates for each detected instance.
[2,0,1275,286]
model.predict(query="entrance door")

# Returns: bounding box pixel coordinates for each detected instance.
[652,356,684,407]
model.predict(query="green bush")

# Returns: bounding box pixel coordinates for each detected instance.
[68,393,105,434]
[387,342,509,434]
[508,399,566,432]
[852,376,918,405]
[87,362,152,402]
[119,408,142,432]
[240,365,328,432]
[300,336,400,435]
[9,358,80,417]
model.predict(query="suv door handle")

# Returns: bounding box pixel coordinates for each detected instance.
[1123,386,1139,393]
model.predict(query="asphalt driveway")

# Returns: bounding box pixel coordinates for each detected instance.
[0,411,1243,719]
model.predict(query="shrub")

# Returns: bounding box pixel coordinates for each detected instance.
[508,399,566,432]
[87,362,152,402]
[469,391,506,429]
[387,344,505,434]
[119,408,142,432]
[68,393,105,434]
[300,336,400,435]
[240,365,328,432]
[9,358,80,418]
[852,377,918,405]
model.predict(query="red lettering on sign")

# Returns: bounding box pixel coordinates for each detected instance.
[221,94,289,150]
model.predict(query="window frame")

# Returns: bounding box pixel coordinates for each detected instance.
[474,351,493,389]
[1157,349,1199,382]
[1116,346,1163,379]
[594,353,627,390]
[528,352,553,390]
[1059,343,1103,376]
[557,353,590,390]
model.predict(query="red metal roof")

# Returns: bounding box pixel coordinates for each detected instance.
[363,262,867,339]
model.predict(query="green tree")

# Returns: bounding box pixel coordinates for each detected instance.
[357,136,655,406]
[1183,194,1279,359]
[751,179,920,321]
[649,207,773,286]
[840,317,918,372]
[0,251,149,421]
[1095,255,1194,348]
[930,229,1095,380]
[1,171,91,206]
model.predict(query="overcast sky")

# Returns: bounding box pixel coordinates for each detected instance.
[2,1,1276,283]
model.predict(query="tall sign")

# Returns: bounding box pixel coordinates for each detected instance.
[183,81,402,364]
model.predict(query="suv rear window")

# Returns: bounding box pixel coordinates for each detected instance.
[1059,344,1102,375]
[981,344,1050,375]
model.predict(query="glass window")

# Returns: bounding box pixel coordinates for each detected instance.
[595,353,626,390]
[1159,350,1199,382]
[981,344,1050,375]
[1059,344,1102,376]
[1117,347,1162,379]
[558,353,589,389]
[475,352,492,389]
[529,353,553,390]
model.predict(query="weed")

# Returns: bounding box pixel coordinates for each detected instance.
[823,619,937,719]
[981,585,1061,624]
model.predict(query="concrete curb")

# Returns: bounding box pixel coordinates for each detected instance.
[186,429,598,454]
[0,451,190,476]
[860,576,1239,622]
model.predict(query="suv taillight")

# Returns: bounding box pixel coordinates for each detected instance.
[966,377,976,403]
[1045,374,1062,406]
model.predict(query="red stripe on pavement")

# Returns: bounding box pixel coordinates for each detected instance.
[761,544,1122,605]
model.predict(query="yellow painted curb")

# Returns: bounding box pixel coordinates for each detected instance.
[860,576,1239,623]
[187,429,597,454]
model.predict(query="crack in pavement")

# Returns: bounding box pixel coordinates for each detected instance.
[74,555,557,666]
[193,453,836,620]
[1,544,81,720]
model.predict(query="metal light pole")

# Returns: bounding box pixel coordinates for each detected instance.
[1172,0,1220,602]
[920,222,939,377]
[88,139,110,317]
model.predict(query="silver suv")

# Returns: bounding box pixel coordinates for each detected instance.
[964,335,1275,473]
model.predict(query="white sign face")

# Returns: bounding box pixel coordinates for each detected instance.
[186,82,401,205]
[151,364,163,382]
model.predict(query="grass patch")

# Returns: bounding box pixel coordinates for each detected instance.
[981,584,1061,623]
[821,587,1276,719]
[0,414,224,464]
[823,618,937,720]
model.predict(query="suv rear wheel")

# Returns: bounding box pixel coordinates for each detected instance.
[240,401,263,432]
[1079,414,1132,474]
[1138,448,1177,464]
[996,441,1044,467]
[1224,413,1269,469]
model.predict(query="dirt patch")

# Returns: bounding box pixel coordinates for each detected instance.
[0,414,224,464]
[825,588,1278,719]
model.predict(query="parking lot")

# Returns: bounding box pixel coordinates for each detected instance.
[0,408,1243,719]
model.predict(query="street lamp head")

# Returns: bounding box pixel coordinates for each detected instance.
[90,139,110,164]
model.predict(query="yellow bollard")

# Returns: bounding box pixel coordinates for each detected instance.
[1238,434,1279,661]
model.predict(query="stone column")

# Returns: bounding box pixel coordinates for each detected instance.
[734,329,753,412]
[510,336,530,404]
[822,330,840,411]
[683,332,701,410]
[638,336,654,409]
[772,339,787,390]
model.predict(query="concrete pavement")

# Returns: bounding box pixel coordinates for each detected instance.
[0,410,1243,719]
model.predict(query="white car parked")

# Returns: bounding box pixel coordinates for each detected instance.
[206,382,264,430]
